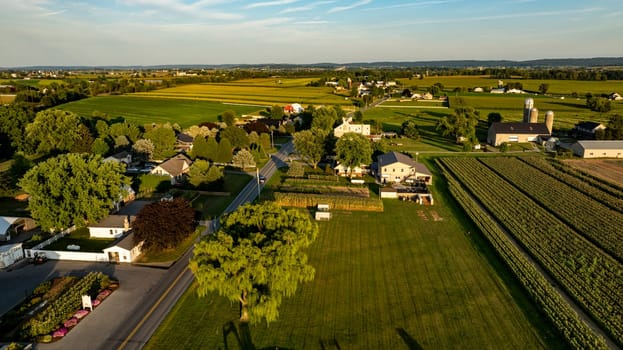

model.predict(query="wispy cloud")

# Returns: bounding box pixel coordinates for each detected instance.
[36,9,67,17]
[294,20,331,25]
[280,1,334,14]
[245,0,299,9]
[119,0,241,20]
[328,0,371,13]
[365,0,458,11]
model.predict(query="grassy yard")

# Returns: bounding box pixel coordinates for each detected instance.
[191,173,254,219]
[145,197,563,349]
[44,227,114,252]
[57,96,262,128]
[135,226,203,263]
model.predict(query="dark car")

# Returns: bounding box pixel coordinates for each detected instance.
[33,252,48,265]
[259,175,266,184]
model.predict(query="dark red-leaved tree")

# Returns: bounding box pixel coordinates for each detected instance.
[133,198,197,252]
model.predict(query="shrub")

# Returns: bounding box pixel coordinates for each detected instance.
[63,317,78,328]
[52,327,68,338]
[40,335,52,343]
[74,310,89,319]
[33,281,52,296]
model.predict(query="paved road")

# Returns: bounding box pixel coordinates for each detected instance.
[0,260,167,350]
[108,140,294,350]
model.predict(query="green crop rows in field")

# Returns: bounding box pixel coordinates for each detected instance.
[440,157,623,346]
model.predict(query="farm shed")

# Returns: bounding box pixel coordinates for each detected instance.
[487,122,551,147]
[573,121,606,139]
[380,187,398,199]
[103,231,143,263]
[571,140,623,159]
[315,204,331,221]
[0,217,35,241]
[0,243,24,268]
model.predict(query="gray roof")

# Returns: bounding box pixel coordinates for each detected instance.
[177,133,194,143]
[106,231,139,251]
[489,122,550,134]
[575,140,623,150]
[575,121,604,131]
[118,201,152,215]
[377,151,432,176]
[89,215,134,228]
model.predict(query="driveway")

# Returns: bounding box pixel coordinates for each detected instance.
[0,259,166,350]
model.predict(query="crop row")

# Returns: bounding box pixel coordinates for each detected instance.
[274,192,383,212]
[439,157,623,345]
[479,157,623,262]
[517,157,623,212]
[548,159,623,198]
[437,160,608,349]
[26,272,107,337]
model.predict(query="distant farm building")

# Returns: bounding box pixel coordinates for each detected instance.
[334,118,370,138]
[315,204,331,221]
[284,103,304,114]
[487,98,554,146]
[574,121,606,139]
[571,140,623,158]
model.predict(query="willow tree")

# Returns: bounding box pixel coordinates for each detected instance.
[190,202,318,324]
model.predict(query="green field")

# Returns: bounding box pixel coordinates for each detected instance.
[398,76,623,96]
[57,96,262,128]
[448,95,623,130]
[130,79,352,107]
[146,195,563,349]
[361,106,461,153]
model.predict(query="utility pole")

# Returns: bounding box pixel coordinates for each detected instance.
[256,167,261,200]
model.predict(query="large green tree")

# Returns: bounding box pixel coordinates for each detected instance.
[232,149,256,169]
[0,103,35,155]
[215,138,233,163]
[190,203,318,324]
[220,127,250,149]
[133,198,196,252]
[311,107,338,132]
[19,153,128,231]
[436,106,480,144]
[188,160,223,188]
[335,132,372,177]
[293,128,327,169]
[144,126,176,160]
[26,109,81,155]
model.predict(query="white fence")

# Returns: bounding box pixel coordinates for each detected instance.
[24,226,109,263]
[25,248,109,262]
[30,226,76,250]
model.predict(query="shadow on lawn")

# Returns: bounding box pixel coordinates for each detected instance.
[223,321,292,350]
[396,328,424,350]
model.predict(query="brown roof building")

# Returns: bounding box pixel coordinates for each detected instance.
[487,122,551,146]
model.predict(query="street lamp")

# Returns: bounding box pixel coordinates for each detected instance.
[415,152,419,163]
[256,168,261,200]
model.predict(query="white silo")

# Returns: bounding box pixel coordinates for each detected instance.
[523,98,534,123]
[545,111,554,133]
[529,107,538,123]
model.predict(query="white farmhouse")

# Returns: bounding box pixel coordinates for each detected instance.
[334,118,370,138]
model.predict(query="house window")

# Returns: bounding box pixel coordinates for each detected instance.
[401,169,404,172]
[589,153,594,156]
[393,169,395,172]
[383,168,387,172]
[110,229,113,235]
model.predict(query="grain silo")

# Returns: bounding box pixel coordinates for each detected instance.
[545,111,554,133]
[523,98,534,123]
[529,107,539,123]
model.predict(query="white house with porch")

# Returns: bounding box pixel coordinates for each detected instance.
[88,215,135,239]
[375,151,432,184]
[103,231,143,263]
[334,118,371,138]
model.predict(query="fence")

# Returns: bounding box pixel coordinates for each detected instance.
[30,226,76,250]
[25,248,109,263]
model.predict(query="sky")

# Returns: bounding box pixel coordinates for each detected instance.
[1,0,622,67]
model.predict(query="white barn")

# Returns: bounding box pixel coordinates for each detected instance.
[0,243,24,268]
[571,140,623,158]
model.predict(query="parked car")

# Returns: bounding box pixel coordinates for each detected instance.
[32,252,48,265]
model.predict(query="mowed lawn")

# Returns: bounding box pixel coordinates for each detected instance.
[57,96,262,128]
[145,200,561,349]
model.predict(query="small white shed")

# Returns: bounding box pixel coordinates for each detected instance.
[103,231,143,263]
[0,243,24,268]
[315,204,331,221]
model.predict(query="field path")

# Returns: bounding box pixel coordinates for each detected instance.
[461,182,620,349]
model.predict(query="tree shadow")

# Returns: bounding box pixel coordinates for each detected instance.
[396,328,423,350]
[222,321,291,350]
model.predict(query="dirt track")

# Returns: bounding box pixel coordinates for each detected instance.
[563,159,623,185]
